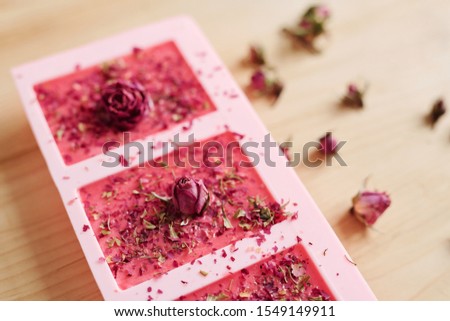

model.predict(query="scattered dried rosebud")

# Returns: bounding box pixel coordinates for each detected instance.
[249,68,284,103]
[351,190,391,226]
[279,143,292,161]
[318,132,338,155]
[279,137,293,161]
[246,45,266,66]
[172,177,210,216]
[100,80,152,130]
[341,83,366,108]
[427,98,446,127]
[282,5,331,51]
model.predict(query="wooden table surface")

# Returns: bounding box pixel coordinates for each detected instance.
[1,0,449,300]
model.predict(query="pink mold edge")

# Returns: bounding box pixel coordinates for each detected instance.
[11,15,376,301]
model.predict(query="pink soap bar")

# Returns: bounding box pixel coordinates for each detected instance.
[12,16,376,300]
[34,41,215,165]
[80,131,290,290]
[179,244,334,301]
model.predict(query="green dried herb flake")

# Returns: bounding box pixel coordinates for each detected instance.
[206,292,229,301]
[223,215,233,229]
[234,209,246,219]
[143,219,157,230]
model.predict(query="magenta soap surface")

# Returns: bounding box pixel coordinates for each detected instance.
[34,41,215,165]
[12,16,376,300]
[80,131,289,290]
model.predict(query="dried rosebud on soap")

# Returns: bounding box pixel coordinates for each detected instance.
[249,68,283,103]
[341,83,366,108]
[318,132,338,155]
[427,98,446,127]
[172,177,210,216]
[283,5,331,51]
[351,190,391,226]
[100,80,151,130]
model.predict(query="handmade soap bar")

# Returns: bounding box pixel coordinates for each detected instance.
[79,131,291,290]
[12,16,376,300]
[34,41,215,165]
[179,244,332,301]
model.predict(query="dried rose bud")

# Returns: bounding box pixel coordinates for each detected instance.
[247,45,266,66]
[283,5,331,51]
[172,177,210,216]
[100,80,151,130]
[428,98,446,127]
[250,70,267,91]
[279,143,292,161]
[308,288,330,301]
[279,137,293,161]
[351,190,391,226]
[318,132,338,154]
[249,69,284,102]
[341,83,365,108]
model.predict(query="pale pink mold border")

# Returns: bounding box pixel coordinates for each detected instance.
[12,16,376,301]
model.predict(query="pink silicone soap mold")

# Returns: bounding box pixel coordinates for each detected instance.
[12,16,376,300]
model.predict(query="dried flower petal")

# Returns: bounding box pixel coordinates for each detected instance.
[351,189,391,226]
[248,68,283,103]
[427,98,446,127]
[291,263,304,277]
[341,83,365,108]
[314,5,331,21]
[318,132,338,155]
[172,177,210,216]
[283,5,331,51]
[308,288,330,301]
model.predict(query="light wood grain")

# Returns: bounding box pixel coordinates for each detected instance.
[1,0,449,300]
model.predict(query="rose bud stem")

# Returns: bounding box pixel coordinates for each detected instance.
[247,44,266,66]
[427,98,446,127]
